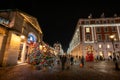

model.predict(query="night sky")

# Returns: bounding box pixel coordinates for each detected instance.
[0,0,120,52]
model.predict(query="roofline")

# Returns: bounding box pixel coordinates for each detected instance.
[78,17,120,21]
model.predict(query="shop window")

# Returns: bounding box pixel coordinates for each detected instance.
[107,44,110,48]
[99,44,102,48]
[108,51,112,57]
[99,51,104,60]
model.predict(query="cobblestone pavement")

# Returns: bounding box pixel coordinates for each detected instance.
[0,61,120,80]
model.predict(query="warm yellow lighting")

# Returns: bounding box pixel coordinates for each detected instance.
[20,35,25,39]
[10,33,21,49]
[99,44,102,48]
[108,52,112,56]
[86,27,90,33]
[43,47,47,52]
[107,44,110,48]
[114,38,117,41]
[0,28,5,34]
[109,34,115,39]
[99,51,103,56]
[39,45,43,50]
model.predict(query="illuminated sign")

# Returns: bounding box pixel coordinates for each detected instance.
[27,33,37,43]
[0,17,10,26]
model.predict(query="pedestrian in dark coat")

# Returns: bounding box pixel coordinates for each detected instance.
[70,56,74,65]
[60,55,67,70]
[81,56,85,67]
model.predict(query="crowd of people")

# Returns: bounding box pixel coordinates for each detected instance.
[56,55,85,70]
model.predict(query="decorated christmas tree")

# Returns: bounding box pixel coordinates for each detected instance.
[27,42,55,69]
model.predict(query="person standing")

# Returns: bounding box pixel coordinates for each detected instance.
[66,55,71,70]
[70,55,74,65]
[60,55,67,70]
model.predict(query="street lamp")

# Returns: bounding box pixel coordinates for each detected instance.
[109,34,119,70]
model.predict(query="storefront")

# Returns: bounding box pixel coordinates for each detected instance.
[85,45,94,61]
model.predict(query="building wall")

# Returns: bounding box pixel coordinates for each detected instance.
[68,17,120,61]
[2,31,21,66]
[0,26,8,66]
[0,10,43,66]
[53,43,64,55]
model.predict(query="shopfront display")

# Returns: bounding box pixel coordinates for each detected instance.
[85,45,94,61]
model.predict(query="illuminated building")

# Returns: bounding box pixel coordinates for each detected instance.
[0,9,43,66]
[67,14,120,61]
[53,42,64,55]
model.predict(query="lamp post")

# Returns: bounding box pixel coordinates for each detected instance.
[109,34,119,70]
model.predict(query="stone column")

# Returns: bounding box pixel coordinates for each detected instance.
[2,32,21,66]
[0,35,8,66]
[21,42,26,63]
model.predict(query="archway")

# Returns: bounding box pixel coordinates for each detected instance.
[18,32,37,63]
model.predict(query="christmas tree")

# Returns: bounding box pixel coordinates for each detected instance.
[27,42,55,69]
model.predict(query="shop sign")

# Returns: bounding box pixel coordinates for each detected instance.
[27,33,37,43]
[0,17,10,27]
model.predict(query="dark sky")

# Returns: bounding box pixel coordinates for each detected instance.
[0,0,120,52]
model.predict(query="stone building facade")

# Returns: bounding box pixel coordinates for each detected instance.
[67,16,120,61]
[53,42,64,55]
[0,9,43,66]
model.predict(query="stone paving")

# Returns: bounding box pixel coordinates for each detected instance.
[0,61,120,80]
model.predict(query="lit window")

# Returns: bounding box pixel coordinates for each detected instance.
[108,51,112,56]
[99,44,102,48]
[99,51,103,56]
[107,44,110,48]
[86,27,90,33]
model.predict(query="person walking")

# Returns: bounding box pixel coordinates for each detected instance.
[81,56,85,67]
